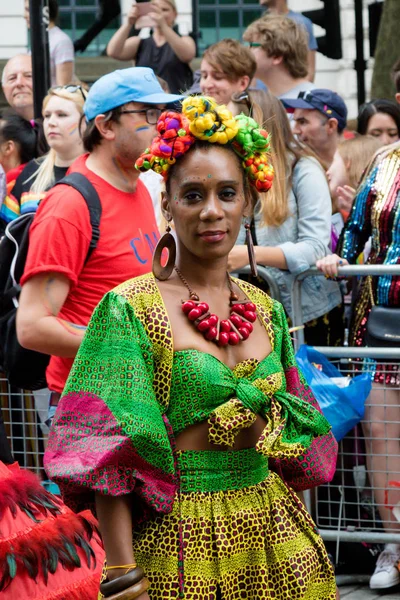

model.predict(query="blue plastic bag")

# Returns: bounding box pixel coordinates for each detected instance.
[296,345,371,442]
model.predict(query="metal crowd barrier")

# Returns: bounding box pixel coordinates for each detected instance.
[290,265,400,571]
[0,377,49,474]
[291,264,400,349]
[235,265,282,303]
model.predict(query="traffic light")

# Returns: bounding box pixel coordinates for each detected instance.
[303,0,342,60]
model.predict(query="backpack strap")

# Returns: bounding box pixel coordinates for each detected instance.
[54,172,102,263]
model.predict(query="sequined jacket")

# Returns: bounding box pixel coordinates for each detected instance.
[337,145,400,344]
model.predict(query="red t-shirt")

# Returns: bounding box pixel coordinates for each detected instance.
[21,154,159,392]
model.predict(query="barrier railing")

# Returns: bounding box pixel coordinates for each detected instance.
[235,265,282,303]
[291,265,400,349]
[0,378,48,474]
[290,264,400,575]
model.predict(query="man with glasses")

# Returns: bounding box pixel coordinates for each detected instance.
[283,89,348,168]
[243,15,316,101]
[17,67,182,418]
[259,0,318,82]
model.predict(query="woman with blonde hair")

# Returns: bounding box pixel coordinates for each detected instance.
[228,89,344,346]
[4,84,86,221]
[327,134,382,218]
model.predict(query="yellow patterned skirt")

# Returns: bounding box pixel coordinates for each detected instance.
[131,448,336,599]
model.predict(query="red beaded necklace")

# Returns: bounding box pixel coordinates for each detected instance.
[175,267,257,347]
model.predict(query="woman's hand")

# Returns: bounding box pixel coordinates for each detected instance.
[127,3,138,26]
[148,4,167,30]
[136,593,150,600]
[227,246,249,272]
[316,254,348,278]
[336,185,356,213]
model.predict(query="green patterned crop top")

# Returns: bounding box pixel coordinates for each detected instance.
[168,348,288,449]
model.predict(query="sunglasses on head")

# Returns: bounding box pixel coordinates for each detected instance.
[231,91,253,116]
[52,84,87,101]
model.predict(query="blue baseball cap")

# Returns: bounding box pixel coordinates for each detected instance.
[84,67,184,121]
[282,89,348,131]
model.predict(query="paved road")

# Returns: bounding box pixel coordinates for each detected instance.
[340,585,400,599]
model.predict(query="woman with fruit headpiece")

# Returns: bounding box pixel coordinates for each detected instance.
[44,97,337,600]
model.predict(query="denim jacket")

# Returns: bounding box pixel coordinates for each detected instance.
[236,157,342,323]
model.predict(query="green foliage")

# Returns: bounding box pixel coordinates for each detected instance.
[371,0,400,100]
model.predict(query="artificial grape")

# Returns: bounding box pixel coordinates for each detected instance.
[197,319,210,332]
[230,314,242,328]
[238,327,250,340]
[182,300,196,314]
[197,302,209,313]
[244,302,256,312]
[228,332,240,345]
[188,308,202,321]
[208,314,218,327]
[218,332,230,346]
[231,304,245,315]
[241,322,253,333]
[220,320,231,333]
[243,311,257,322]
[205,326,218,341]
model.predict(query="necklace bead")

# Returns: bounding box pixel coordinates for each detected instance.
[176,267,258,346]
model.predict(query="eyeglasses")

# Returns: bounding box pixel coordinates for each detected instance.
[120,107,163,125]
[52,84,87,101]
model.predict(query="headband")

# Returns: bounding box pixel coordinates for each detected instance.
[135,96,274,192]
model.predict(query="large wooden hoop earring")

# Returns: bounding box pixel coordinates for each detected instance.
[245,220,258,278]
[152,224,176,281]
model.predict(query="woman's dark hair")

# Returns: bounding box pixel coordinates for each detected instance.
[0,112,41,164]
[49,0,59,23]
[81,107,122,153]
[357,99,400,136]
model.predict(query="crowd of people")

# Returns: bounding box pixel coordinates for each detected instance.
[0,0,400,598]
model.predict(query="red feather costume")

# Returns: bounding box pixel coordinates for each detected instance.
[0,461,104,599]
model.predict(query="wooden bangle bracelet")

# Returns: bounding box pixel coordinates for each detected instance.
[101,577,150,600]
[100,567,145,597]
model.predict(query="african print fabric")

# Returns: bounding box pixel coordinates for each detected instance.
[132,450,336,599]
[44,273,337,597]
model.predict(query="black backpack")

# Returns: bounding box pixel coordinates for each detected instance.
[0,172,102,390]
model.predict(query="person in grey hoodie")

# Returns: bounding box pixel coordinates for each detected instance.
[228,90,343,346]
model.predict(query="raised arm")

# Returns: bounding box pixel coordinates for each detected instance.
[107,4,141,61]
[307,50,316,82]
[149,5,196,63]
[55,61,74,85]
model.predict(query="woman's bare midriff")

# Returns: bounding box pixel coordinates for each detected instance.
[175,415,267,451]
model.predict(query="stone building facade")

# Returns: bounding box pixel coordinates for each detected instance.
[0,0,375,119]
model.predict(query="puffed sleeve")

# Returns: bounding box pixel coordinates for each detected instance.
[267,301,338,490]
[44,290,177,525]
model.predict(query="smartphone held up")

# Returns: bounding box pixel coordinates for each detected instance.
[134,2,156,29]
